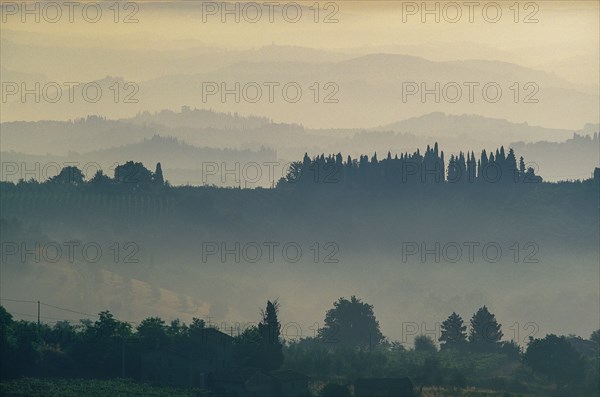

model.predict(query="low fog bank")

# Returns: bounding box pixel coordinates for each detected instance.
[1,183,598,344]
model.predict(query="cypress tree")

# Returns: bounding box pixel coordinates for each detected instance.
[154,162,164,185]
[506,148,518,182]
[258,300,283,370]
[519,156,526,180]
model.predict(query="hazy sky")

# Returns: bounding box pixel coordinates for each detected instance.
[1,1,598,123]
[2,1,598,66]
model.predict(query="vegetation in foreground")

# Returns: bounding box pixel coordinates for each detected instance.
[1,298,598,397]
[0,377,212,397]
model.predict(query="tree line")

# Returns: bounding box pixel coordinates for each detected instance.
[4,143,547,189]
[1,297,598,395]
[281,144,543,188]
[46,161,166,188]
[0,300,282,381]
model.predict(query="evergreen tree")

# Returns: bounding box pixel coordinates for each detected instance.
[154,162,164,185]
[258,300,283,370]
[519,156,526,179]
[336,153,343,164]
[345,155,355,187]
[439,312,467,349]
[478,150,488,180]
[505,148,517,182]
[467,152,476,182]
[280,145,540,189]
[301,153,311,184]
[457,152,466,183]
[469,306,503,351]
[440,150,445,181]
[285,161,303,183]
[447,155,458,182]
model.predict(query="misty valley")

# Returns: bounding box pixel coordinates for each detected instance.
[1,1,599,397]
[1,144,598,396]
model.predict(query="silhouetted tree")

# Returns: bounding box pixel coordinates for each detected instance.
[439,312,467,350]
[524,334,585,388]
[49,166,85,185]
[258,300,284,370]
[505,148,518,182]
[285,161,303,183]
[232,325,261,367]
[319,296,384,348]
[499,340,521,359]
[89,170,113,184]
[0,306,17,378]
[414,334,437,353]
[519,156,526,177]
[280,144,539,189]
[71,311,131,378]
[114,161,153,186]
[467,151,476,182]
[136,317,167,349]
[94,311,132,339]
[166,319,187,337]
[478,149,488,179]
[154,162,165,185]
[468,306,502,351]
[523,166,543,183]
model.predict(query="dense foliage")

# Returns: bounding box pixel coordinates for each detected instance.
[0,378,212,397]
[281,145,542,188]
[1,300,598,396]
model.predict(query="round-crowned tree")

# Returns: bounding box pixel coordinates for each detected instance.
[318,296,384,348]
[524,334,584,388]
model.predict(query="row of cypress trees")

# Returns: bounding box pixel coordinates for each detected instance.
[283,143,542,187]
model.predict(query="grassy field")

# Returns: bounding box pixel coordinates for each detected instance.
[419,386,538,397]
[0,378,215,397]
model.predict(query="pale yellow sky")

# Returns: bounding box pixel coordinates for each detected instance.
[2,1,598,51]
[1,0,598,118]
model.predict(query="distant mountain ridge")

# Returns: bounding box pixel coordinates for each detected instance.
[124,107,272,130]
[2,109,597,183]
[373,112,574,142]
[3,47,597,130]
[1,134,277,186]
